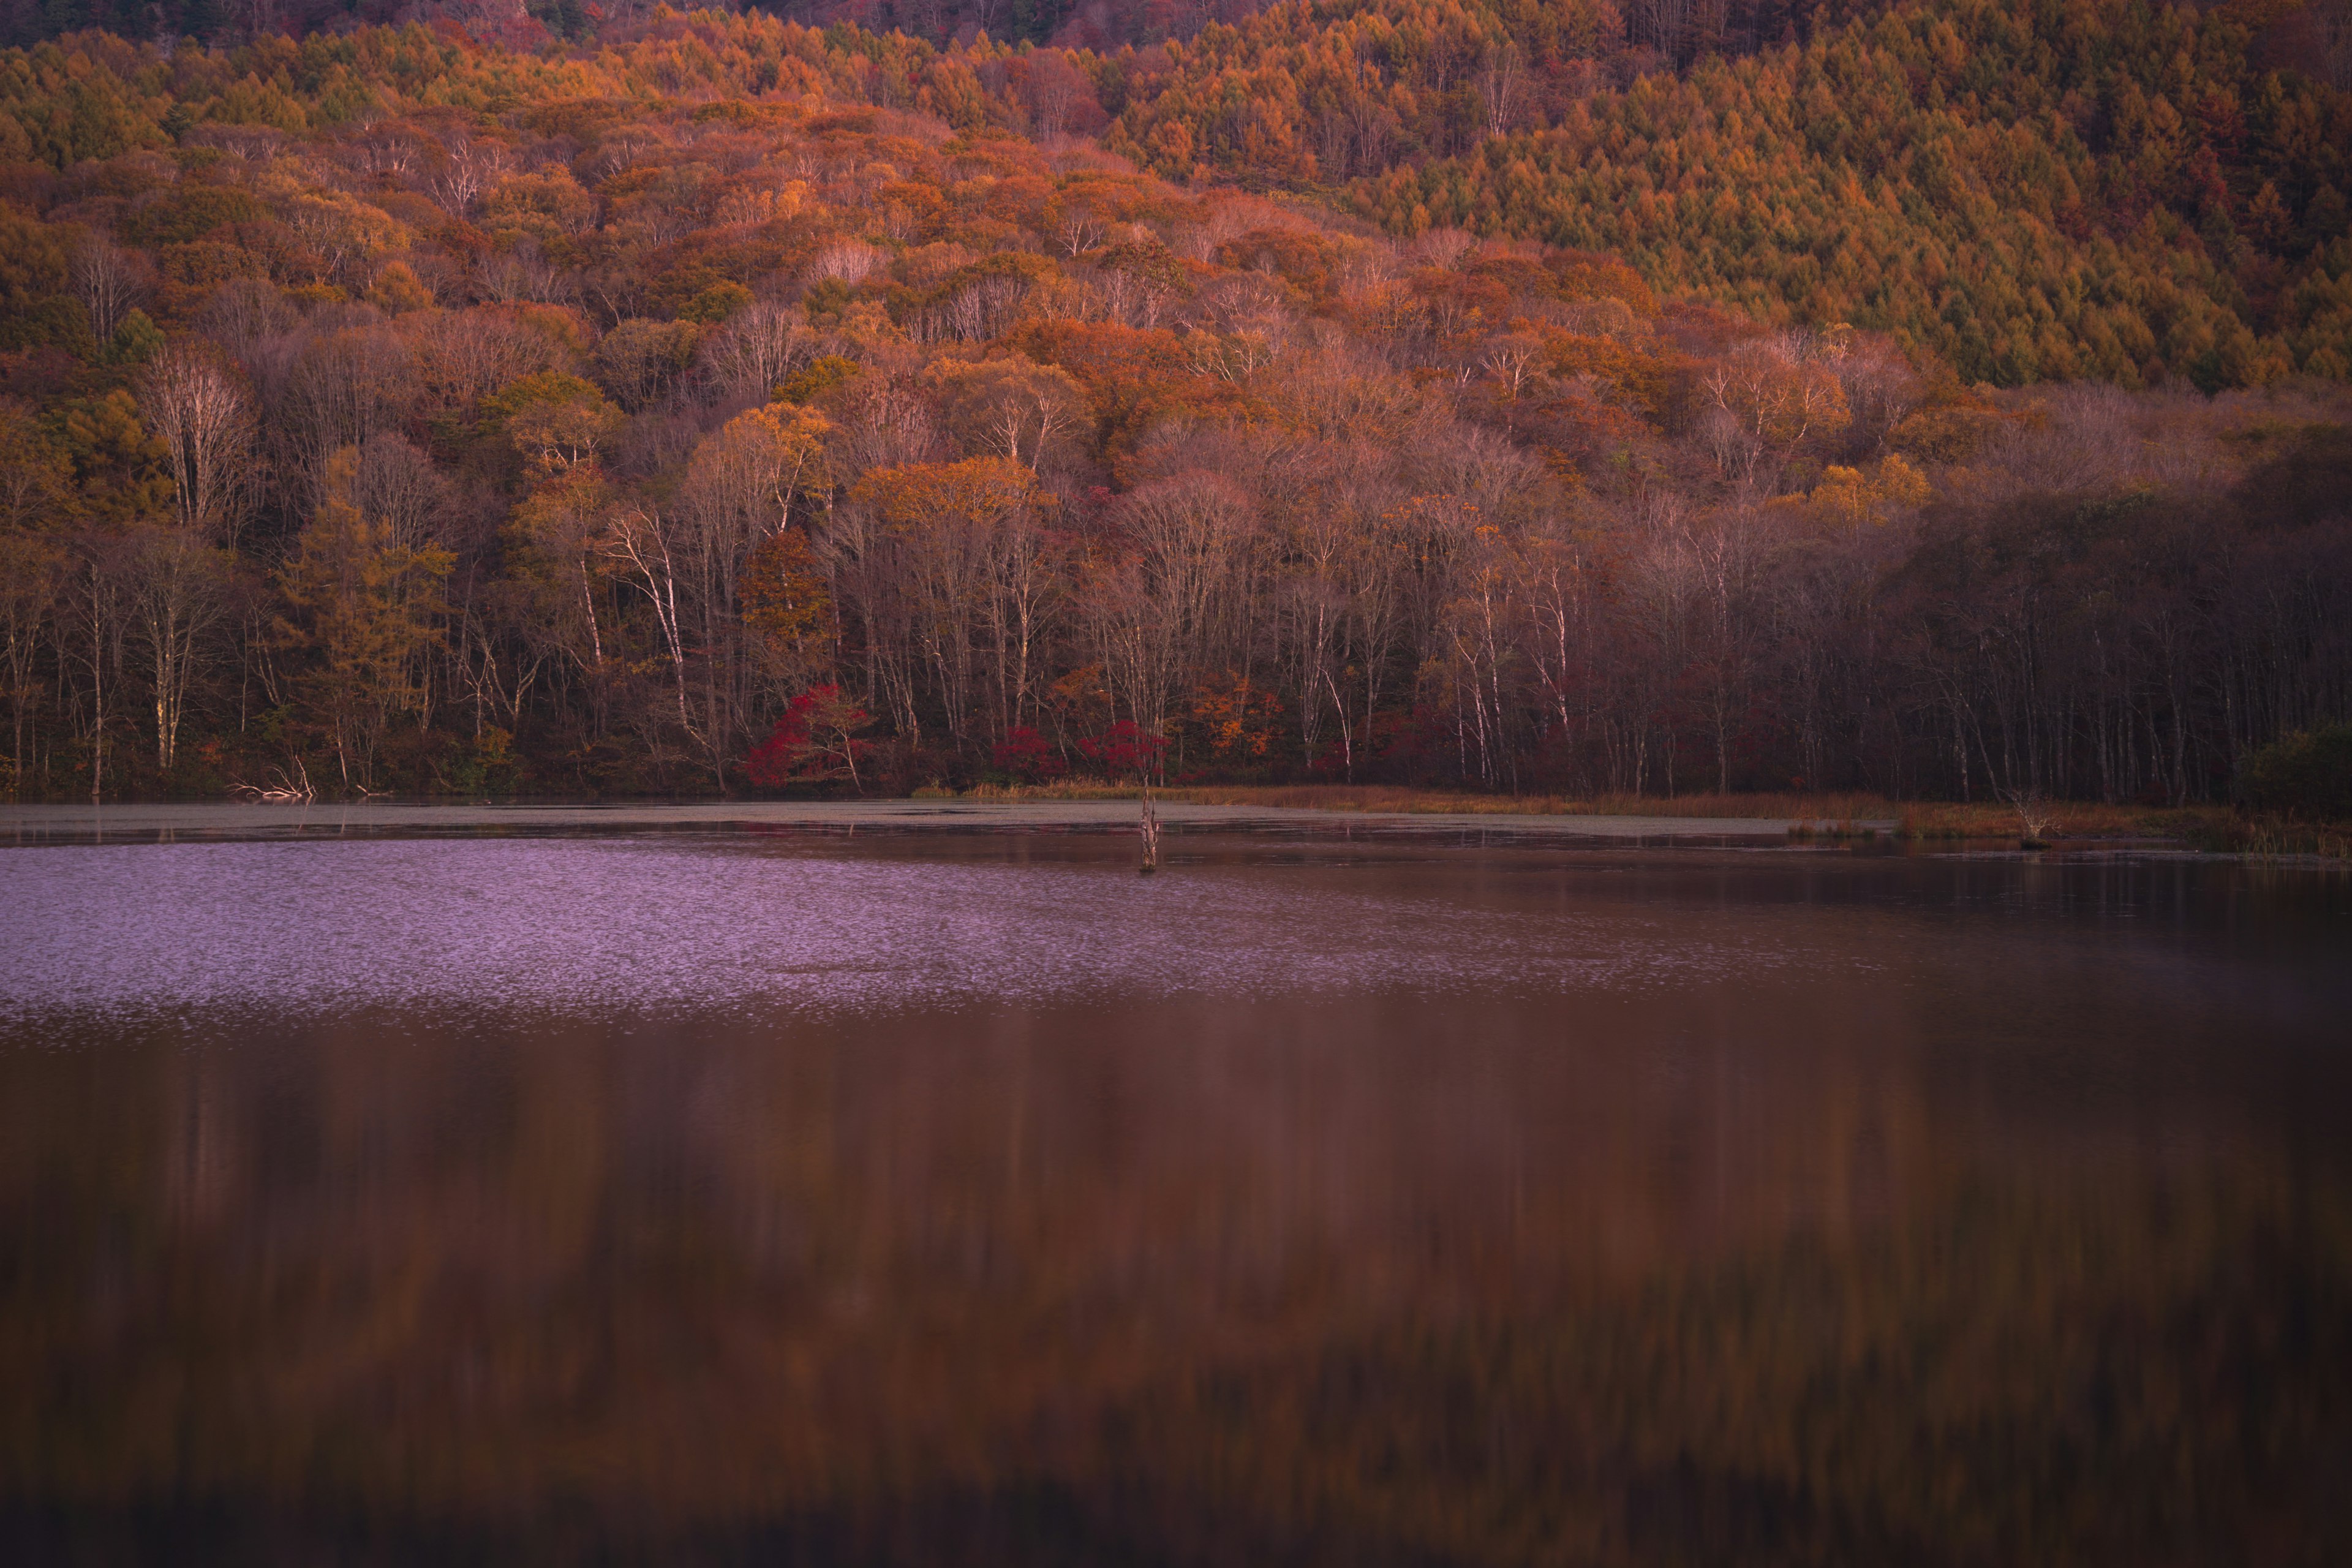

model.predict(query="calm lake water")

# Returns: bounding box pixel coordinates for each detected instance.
[2,826,2348,1564]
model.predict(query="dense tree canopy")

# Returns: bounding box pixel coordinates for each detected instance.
[1102,0,2352,386]
[0,4,2345,803]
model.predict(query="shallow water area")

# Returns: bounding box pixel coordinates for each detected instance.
[1,821,2347,1564]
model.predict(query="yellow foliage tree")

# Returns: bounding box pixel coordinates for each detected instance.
[276,448,454,790]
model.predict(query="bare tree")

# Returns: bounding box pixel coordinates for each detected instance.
[407,307,568,413]
[279,326,412,501]
[72,237,149,344]
[934,360,1088,472]
[1831,331,1923,454]
[353,433,451,552]
[1632,0,1694,63]
[123,525,236,771]
[1480,330,1546,398]
[198,279,300,366]
[474,238,575,306]
[601,503,696,741]
[1476,44,1529,140]
[845,459,1052,749]
[1093,470,1264,747]
[824,369,948,481]
[0,533,60,791]
[427,137,510,217]
[698,301,818,407]
[1021,51,1093,140]
[670,403,832,774]
[809,241,885,285]
[141,343,257,548]
[67,537,131,803]
[1702,334,1852,494]
[1055,205,1104,258]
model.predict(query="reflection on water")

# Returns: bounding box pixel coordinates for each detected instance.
[2,834,2348,1564]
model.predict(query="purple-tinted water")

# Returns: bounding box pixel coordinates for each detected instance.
[2,834,1875,1019]
[1,829,2346,1564]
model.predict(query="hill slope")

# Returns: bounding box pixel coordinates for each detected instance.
[0,12,2345,809]
[1100,0,2352,385]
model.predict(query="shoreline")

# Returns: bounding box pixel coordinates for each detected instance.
[3,796,2337,863]
[0,798,1864,843]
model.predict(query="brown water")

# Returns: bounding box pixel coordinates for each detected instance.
[2,829,2348,1564]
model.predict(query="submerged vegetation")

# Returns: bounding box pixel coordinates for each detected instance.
[0,1,2343,810]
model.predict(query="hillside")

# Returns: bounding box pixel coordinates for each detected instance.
[1102,0,2352,386]
[9,1,2351,388]
[0,10,2345,807]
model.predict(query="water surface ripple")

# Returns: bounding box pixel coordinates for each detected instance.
[1,836,1855,1020]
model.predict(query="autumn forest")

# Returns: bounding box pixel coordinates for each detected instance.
[1,0,2348,802]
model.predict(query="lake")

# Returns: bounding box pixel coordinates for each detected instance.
[2,814,2347,1564]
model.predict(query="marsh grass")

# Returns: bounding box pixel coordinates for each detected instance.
[960,777,1144,801]
[1163,785,1905,822]
[945,780,2349,856]
[2212,817,2352,862]
[1895,800,2233,841]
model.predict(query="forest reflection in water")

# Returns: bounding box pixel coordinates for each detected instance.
[1,832,2348,1564]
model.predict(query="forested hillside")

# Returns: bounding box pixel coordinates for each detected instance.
[0,8,2346,803]
[1106,0,2352,385]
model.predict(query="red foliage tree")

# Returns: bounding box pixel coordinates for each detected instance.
[744,685,874,792]
[992,726,1068,782]
[1076,720,1164,780]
